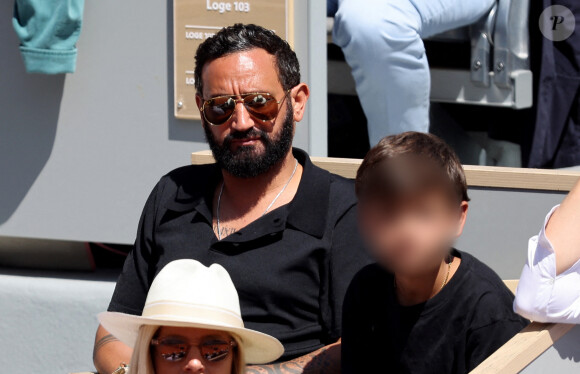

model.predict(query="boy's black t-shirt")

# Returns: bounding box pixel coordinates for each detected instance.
[341,249,529,374]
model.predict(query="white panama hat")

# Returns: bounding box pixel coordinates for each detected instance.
[98,259,284,364]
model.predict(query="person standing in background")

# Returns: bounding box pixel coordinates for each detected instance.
[327,0,495,145]
[514,177,580,323]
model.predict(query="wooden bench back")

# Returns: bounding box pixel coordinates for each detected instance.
[192,151,580,191]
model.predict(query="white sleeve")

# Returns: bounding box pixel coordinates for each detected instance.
[514,205,580,323]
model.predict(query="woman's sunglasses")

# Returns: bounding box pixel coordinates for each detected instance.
[151,336,237,363]
[200,89,292,126]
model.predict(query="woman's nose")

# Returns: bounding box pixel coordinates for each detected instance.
[182,348,205,372]
[183,357,205,372]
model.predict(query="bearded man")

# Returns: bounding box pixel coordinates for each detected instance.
[93,24,369,374]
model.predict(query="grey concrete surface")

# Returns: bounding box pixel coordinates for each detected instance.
[0,268,117,373]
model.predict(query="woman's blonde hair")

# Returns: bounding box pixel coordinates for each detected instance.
[129,325,245,374]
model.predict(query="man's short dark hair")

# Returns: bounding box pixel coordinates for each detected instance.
[194,23,300,95]
[356,132,470,205]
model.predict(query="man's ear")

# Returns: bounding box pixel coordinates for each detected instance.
[455,201,469,237]
[290,83,310,123]
[195,94,209,128]
[195,93,203,110]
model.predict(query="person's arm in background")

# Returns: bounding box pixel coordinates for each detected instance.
[245,340,341,374]
[545,178,580,275]
[514,177,580,323]
[93,325,132,374]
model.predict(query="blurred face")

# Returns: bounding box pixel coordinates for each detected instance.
[358,191,468,276]
[151,326,236,374]
[196,48,308,178]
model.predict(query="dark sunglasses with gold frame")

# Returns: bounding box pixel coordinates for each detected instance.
[200,89,292,126]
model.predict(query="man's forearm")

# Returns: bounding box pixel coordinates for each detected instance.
[546,178,580,275]
[246,340,341,374]
[93,325,133,374]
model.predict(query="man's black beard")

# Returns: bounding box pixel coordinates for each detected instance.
[203,103,294,178]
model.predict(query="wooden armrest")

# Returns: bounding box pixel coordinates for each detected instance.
[191,152,580,191]
[503,279,519,295]
[469,322,575,374]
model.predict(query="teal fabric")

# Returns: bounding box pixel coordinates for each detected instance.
[12,0,85,74]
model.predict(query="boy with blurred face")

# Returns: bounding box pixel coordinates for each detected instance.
[342,132,528,373]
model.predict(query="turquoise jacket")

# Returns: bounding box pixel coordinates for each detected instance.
[12,0,85,74]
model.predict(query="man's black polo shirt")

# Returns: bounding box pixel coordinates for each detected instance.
[108,148,370,360]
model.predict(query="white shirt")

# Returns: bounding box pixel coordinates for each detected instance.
[514,205,580,323]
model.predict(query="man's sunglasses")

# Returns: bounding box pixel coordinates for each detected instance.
[151,336,237,363]
[200,89,292,126]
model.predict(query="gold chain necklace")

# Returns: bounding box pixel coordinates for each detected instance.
[438,256,453,292]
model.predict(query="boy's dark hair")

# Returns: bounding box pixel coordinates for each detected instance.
[194,23,300,95]
[356,132,470,204]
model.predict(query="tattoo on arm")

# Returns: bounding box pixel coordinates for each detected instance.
[93,334,119,360]
[245,344,340,374]
[245,361,304,374]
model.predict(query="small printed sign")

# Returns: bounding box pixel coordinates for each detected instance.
[173,0,292,120]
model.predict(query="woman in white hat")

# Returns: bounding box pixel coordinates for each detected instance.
[98,259,283,374]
